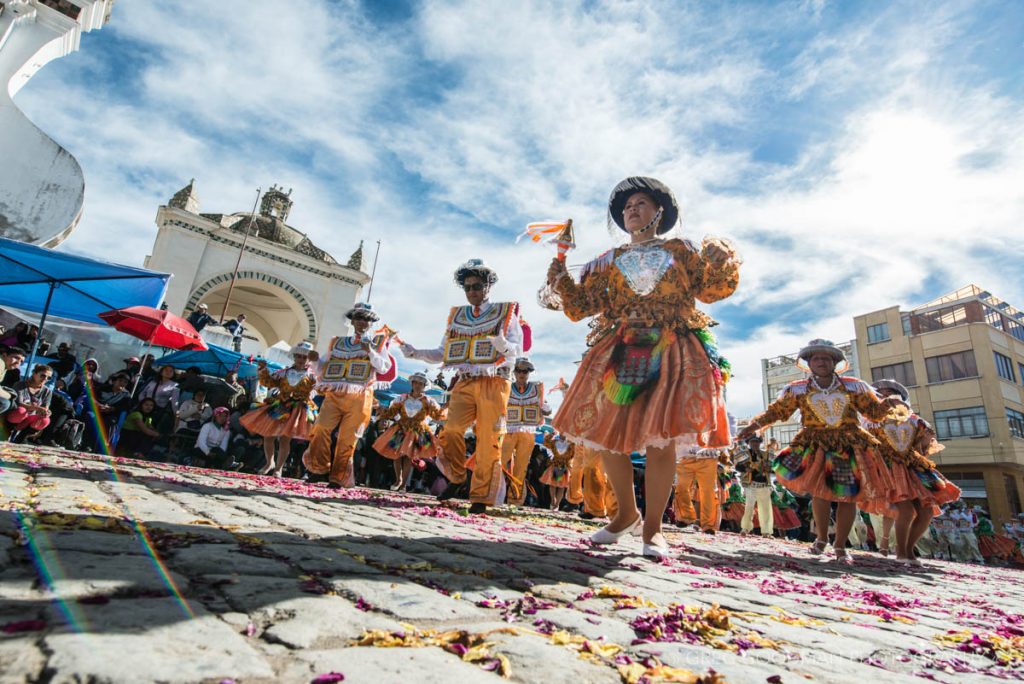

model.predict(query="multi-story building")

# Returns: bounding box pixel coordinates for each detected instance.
[853,285,1024,528]
[759,341,861,449]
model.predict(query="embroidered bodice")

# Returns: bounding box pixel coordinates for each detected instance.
[752,376,891,451]
[544,434,575,468]
[317,334,391,391]
[553,237,739,343]
[443,302,520,368]
[258,366,317,403]
[377,393,444,432]
[862,409,944,469]
[506,381,545,429]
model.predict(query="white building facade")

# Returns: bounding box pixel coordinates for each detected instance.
[145,181,369,355]
[0,0,113,247]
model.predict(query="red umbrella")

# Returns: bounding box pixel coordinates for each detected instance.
[98,306,208,351]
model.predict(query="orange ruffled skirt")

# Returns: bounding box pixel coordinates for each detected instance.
[775,443,894,505]
[553,329,729,454]
[540,463,571,487]
[239,403,314,440]
[372,424,441,461]
[860,460,961,516]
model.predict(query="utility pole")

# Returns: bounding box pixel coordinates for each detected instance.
[366,239,382,302]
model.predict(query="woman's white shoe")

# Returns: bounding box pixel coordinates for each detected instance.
[642,542,671,559]
[590,516,642,545]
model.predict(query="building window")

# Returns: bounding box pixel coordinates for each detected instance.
[995,352,1016,382]
[925,350,978,383]
[1019,363,1024,386]
[867,323,890,343]
[871,361,917,387]
[1008,408,1024,439]
[933,406,989,439]
[1006,319,1024,342]
[901,313,913,336]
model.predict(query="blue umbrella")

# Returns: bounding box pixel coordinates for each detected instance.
[156,343,280,379]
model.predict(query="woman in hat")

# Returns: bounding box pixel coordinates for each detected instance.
[304,303,395,488]
[737,339,901,564]
[241,342,319,478]
[860,379,961,565]
[544,176,739,557]
[401,258,526,514]
[540,432,576,511]
[373,371,445,492]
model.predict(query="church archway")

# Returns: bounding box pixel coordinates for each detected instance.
[187,271,317,348]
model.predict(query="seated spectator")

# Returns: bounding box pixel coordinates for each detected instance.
[119,356,142,384]
[86,373,133,451]
[0,346,27,417]
[0,322,27,348]
[177,389,212,432]
[7,365,54,442]
[2,346,28,387]
[138,365,180,435]
[138,354,158,389]
[117,398,161,459]
[47,342,80,387]
[228,395,263,471]
[39,379,83,449]
[190,407,241,470]
[177,366,205,400]
[68,358,102,402]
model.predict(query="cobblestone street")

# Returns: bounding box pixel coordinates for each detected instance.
[2,444,1022,684]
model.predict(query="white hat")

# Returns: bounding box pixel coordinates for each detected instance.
[454,258,498,287]
[290,341,314,356]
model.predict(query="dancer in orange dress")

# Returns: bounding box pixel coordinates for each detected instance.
[373,371,444,492]
[545,176,739,558]
[860,379,961,566]
[540,432,576,511]
[738,339,901,564]
[241,342,318,477]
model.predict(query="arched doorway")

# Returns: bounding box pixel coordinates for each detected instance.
[187,271,317,349]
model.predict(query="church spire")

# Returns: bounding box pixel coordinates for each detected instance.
[168,178,199,213]
[347,240,364,270]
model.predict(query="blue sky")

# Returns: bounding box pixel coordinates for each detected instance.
[14,0,1024,417]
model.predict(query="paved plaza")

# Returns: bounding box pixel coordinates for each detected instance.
[1,443,1022,684]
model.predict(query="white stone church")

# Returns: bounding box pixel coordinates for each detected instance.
[144,181,368,355]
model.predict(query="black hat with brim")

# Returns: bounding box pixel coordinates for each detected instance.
[608,177,680,235]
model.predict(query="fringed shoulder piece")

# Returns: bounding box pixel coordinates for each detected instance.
[840,377,873,394]
[782,379,809,398]
[579,248,616,279]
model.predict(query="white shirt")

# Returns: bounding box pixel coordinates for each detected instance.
[195,421,230,454]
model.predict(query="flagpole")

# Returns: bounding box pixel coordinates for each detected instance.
[366,239,382,302]
[220,187,261,324]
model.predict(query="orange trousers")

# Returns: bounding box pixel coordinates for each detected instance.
[567,449,585,505]
[673,457,719,531]
[303,389,373,487]
[437,376,512,505]
[573,447,617,517]
[501,431,536,505]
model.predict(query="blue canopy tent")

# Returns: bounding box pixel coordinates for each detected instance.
[156,344,282,379]
[0,237,170,366]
